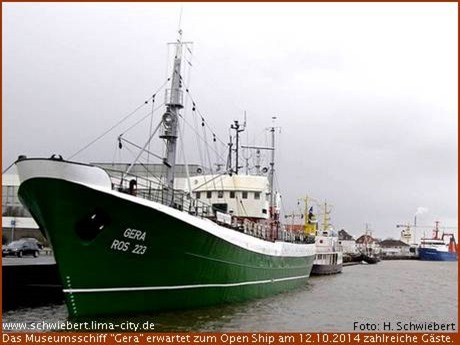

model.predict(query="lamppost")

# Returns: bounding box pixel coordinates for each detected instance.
[10,218,16,242]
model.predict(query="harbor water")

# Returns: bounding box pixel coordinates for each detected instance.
[2,260,457,332]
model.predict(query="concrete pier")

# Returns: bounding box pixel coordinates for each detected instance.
[2,256,63,310]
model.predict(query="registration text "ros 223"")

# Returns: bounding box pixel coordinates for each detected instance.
[110,228,147,255]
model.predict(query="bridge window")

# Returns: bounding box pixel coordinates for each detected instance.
[212,203,228,213]
[217,191,224,198]
[196,192,201,199]
[254,192,261,200]
[206,191,212,199]
[229,191,235,199]
[242,191,248,199]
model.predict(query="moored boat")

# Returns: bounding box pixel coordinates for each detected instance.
[355,229,381,264]
[312,234,343,274]
[301,198,343,275]
[419,221,457,261]
[15,31,316,317]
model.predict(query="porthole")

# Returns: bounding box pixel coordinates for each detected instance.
[75,209,110,242]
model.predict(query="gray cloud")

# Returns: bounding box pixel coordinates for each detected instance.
[3,2,457,239]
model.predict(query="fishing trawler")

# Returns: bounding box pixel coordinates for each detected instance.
[14,32,316,317]
[419,221,457,261]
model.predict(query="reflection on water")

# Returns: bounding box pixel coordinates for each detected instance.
[3,261,457,332]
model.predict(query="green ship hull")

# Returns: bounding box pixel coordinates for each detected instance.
[17,160,315,317]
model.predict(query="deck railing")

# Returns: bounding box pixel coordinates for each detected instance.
[102,167,312,244]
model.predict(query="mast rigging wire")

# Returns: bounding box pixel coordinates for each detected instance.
[68,78,171,160]
[115,145,166,189]
[123,120,163,179]
[118,137,164,161]
[120,101,165,136]
[179,113,228,167]
[2,162,15,175]
[180,76,228,147]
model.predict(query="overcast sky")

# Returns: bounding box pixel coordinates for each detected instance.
[3,2,458,240]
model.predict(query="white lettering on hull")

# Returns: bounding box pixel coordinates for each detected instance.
[123,228,146,241]
[110,228,148,255]
[110,239,130,251]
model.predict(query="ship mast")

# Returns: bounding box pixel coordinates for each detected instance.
[160,30,185,205]
[301,195,317,237]
[321,201,332,233]
[433,220,440,240]
[268,117,278,240]
[268,117,276,215]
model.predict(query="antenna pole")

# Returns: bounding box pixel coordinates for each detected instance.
[235,121,239,174]
[231,120,245,175]
[178,5,183,32]
[255,149,261,175]
[227,134,233,173]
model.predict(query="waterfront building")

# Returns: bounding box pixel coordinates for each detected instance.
[379,238,417,259]
[2,173,41,243]
[338,229,358,254]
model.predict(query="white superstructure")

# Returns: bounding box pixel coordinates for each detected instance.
[186,174,272,219]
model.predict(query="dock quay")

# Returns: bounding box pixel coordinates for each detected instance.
[380,255,418,260]
[2,256,63,310]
